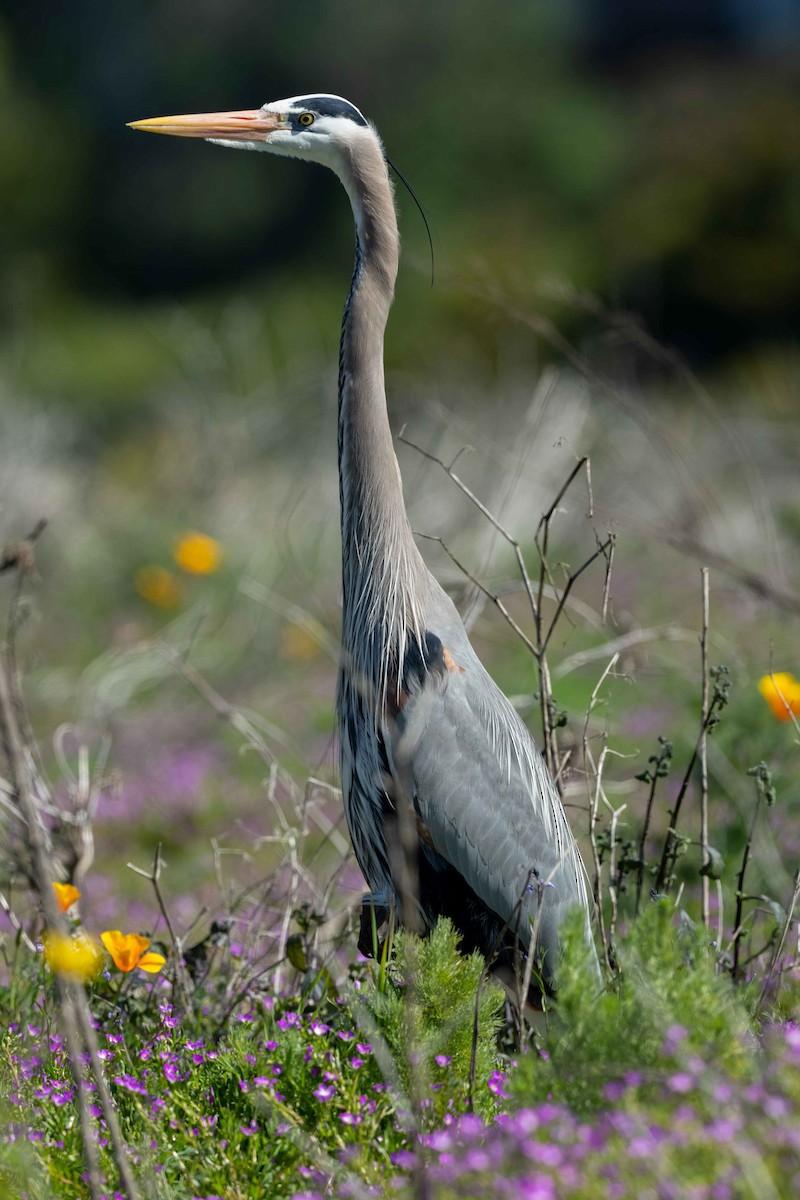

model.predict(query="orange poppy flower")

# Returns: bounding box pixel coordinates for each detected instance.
[52,882,81,913]
[758,672,800,722]
[101,930,166,974]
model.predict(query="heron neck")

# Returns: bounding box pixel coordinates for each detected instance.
[337,136,427,674]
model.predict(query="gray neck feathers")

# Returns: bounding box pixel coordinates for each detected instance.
[336,130,427,696]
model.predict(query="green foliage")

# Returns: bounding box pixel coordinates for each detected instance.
[363,919,505,1121]
[0,1130,52,1200]
[5,898,800,1198]
[748,760,778,808]
[633,735,673,784]
[0,918,506,1199]
[513,902,754,1112]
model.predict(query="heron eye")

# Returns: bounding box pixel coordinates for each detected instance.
[298,112,315,127]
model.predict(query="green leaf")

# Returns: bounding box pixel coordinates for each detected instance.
[700,847,725,880]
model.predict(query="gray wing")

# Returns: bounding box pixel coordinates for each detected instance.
[390,585,593,977]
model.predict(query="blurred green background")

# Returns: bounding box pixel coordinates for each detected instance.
[3,0,799,416]
[0,1,799,930]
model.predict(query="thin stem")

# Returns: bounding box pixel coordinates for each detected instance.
[606,788,623,944]
[600,533,615,624]
[756,870,800,1014]
[699,569,710,928]
[635,738,673,916]
[518,873,547,1023]
[581,654,619,976]
[537,654,558,785]
[654,696,721,896]
[70,983,142,1199]
[732,792,763,983]
[54,981,103,1198]
[536,457,590,537]
[581,699,612,971]
[128,843,194,1012]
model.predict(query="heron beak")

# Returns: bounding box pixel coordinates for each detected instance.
[127,109,282,142]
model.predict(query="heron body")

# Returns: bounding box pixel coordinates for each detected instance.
[129,94,597,991]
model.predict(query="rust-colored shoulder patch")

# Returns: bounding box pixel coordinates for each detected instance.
[442,647,465,674]
[415,814,437,849]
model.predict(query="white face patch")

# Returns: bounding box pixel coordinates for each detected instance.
[203,94,381,219]
[217,96,374,178]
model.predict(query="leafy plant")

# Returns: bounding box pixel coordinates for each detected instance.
[513,902,754,1112]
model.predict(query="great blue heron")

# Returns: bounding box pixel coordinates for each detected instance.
[129,94,598,995]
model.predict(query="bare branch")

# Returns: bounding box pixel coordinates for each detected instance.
[127,843,194,1011]
[0,651,141,1200]
[539,535,615,658]
[416,533,539,658]
[399,429,539,627]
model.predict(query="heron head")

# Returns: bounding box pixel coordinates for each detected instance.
[128,93,372,169]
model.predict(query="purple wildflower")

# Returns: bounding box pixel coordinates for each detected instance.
[113,1075,147,1096]
[163,1060,183,1084]
[487,1069,509,1099]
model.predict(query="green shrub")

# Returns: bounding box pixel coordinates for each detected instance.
[513,901,754,1112]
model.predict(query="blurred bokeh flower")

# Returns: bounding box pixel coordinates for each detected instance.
[52,882,80,913]
[43,931,104,981]
[279,621,321,662]
[758,672,800,722]
[174,532,222,575]
[135,564,184,608]
[101,930,166,974]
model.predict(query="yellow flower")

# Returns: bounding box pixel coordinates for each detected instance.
[52,882,81,913]
[278,621,321,663]
[173,532,222,576]
[135,564,184,608]
[101,930,166,974]
[43,931,104,981]
[758,672,800,722]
